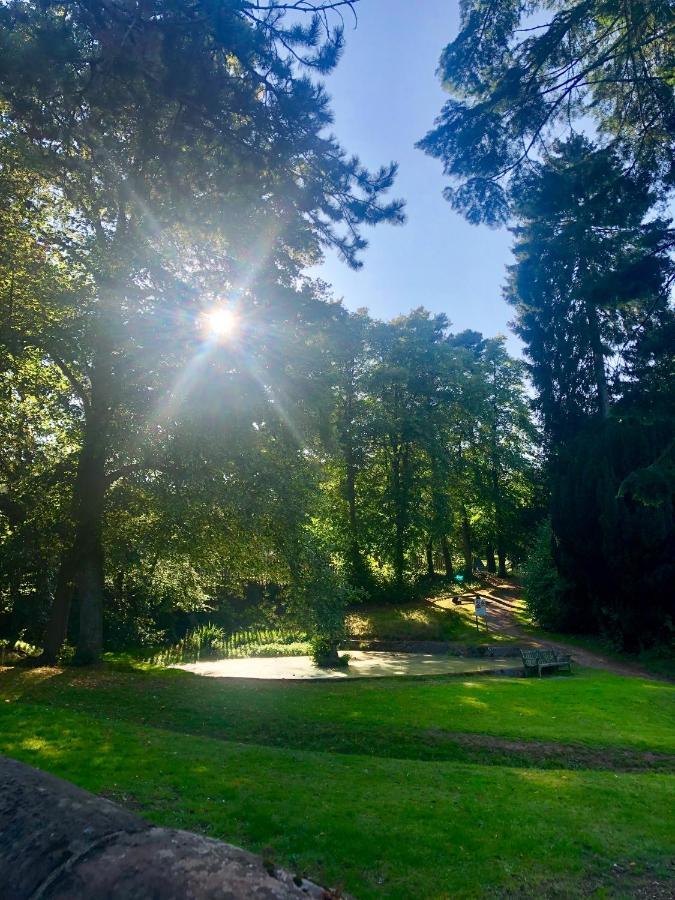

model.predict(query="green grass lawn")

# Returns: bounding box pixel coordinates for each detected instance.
[1,662,674,898]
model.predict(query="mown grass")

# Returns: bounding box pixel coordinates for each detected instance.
[2,662,673,753]
[1,663,674,897]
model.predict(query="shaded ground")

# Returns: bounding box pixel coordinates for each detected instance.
[423,729,675,773]
[174,650,519,680]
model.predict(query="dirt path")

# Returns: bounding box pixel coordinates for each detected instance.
[473,580,668,681]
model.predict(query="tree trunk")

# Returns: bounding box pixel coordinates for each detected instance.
[461,512,472,580]
[39,411,109,667]
[344,419,363,585]
[340,357,370,590]
[486,543,496,573]
[71,344,113,665]
[497,546,507,578]
[441,536,454,580]
[425,539,434,578]
[391,444,406,593]
[490,384,506,580]
[40,551,77,664]
[7,569,23,637]
[585,300,610,419]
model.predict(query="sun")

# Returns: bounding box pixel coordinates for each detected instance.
[202,306,238,341]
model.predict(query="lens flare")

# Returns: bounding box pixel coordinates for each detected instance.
[202,307,238,341]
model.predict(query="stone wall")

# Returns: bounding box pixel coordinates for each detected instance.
[0,755,342,899]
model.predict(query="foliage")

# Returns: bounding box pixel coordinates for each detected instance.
[422,0,674,651]
[0,285,538,659]
[435,101,675,651]
[154,625,309,665]
[0,0,403,662]
[419,0,675,223]
[0,0,544,662]
[522,521,573,631]
[287,542,351,664]
[552,417,675,650]
[505,137,674,446]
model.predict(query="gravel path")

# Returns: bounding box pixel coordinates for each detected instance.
[471,581,668,681]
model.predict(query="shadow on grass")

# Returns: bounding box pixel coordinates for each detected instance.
[2,664,673,773]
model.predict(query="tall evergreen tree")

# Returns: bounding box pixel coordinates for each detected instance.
[505,137,673,446]
[418,0,675,224]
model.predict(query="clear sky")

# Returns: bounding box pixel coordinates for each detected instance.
[313,0,522,354]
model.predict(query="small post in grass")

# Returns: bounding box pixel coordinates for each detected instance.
[474,596,488,633]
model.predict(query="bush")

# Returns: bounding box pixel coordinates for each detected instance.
[309,635,348,667]
[153,624,311,665]
[185,623,227,659]
[287,544,352,667]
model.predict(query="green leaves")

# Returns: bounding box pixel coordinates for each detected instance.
[420,0,675,223]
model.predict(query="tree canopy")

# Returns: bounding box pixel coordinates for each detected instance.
[418,0,675,224]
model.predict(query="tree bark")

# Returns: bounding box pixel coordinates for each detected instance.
[39,552,77,664]
[461,512,472,580]
[391,442,407,593]
[497,546,507,578]
[342,367,366,587]
[441,536,454,580]
[70,342,113,664]
[486,543,496,573]
[489,366,506,580]
[39,391,109,666]
[392,449,405,590]
[425,539,434,578]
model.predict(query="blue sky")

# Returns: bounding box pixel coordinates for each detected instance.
[313,0,521,354]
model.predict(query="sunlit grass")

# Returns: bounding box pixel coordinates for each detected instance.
[346,600,482,642]
[3,662,673,753]
[0,665,673,899]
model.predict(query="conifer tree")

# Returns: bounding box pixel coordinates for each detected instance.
[418,0,675,224]
[505,137,673,445]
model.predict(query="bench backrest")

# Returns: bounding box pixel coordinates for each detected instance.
[521,648,566,666]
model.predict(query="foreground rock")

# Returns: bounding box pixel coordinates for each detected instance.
[0,755,344,899]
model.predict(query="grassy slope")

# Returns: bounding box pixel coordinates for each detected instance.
[346,600,485,643]
[1,664,674,898]
[3,663,673,752]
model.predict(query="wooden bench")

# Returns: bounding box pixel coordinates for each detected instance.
[521,648,572,677]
